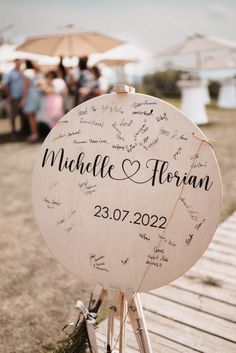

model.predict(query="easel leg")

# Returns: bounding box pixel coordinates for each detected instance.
[106,288,123,353]
[87,321,99,353]
[107,309,114,352]
[119,293,128,353]
[125,290,153,353]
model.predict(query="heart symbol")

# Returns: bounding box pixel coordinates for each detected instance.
[122,159,141,179]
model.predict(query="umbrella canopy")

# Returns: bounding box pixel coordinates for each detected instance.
[157,33,236,57]
[91,43,151,66]
[0,43,58,63]
[197,52,236,70]
[16,27,125,57]
[176,51,236,71]
[0,43,59,72]
[89,43,152,84]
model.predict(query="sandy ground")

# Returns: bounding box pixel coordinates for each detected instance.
[0,104,235,352]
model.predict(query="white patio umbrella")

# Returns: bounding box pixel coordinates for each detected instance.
[0,43,58,64]
[198,52,236,70]
[91,43,151,65]
[177,51,236,71]
[156,34,236,124]
[90,43,151,82]
[0,43,59,72]
[156,33,236,69]
[16,26,125,57]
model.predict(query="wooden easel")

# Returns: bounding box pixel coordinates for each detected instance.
[83,284,153,353]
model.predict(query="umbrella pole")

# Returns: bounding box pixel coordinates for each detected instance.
[196,52,202,71]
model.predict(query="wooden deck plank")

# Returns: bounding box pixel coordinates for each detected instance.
[217,227,236,240]
[222,219,236,228]
[208,241,236,256]
[141,293,236,342]
[217,218,236,228]
[216,218,236,227]
[213,233,236,247]
[213,227,236,246]
[214,220,236,242]
[216,219,236,231]
[196,257,236,278]
[212,233,236,248]
[139,331,197,353]
[203,248,236,267]
[151,285,235,322]
[144,311,236,353]
[173,276,236,306]
[187,266,236,289]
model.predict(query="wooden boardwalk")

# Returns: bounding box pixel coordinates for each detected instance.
[96,212,236,352]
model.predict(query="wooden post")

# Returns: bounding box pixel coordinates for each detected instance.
[107,310,114,353]
[125,290,153,353]
[106,288,121,352]
[119,292,128,353]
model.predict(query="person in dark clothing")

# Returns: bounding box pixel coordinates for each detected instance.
[77,56,94,104]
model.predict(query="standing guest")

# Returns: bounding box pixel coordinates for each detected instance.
[57,57,67,81]
[0,72,9,118]
[23,60,41,142]
[66,63,80,109]
[79,66,109,102]
[3,59,28,138]
[89,66,109,97]
[77,56,95,104]
[38,70,67,128]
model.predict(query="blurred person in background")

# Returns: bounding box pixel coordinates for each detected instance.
[77,56,95,104]
[38,70,67,129]
[0,72,10,118]
[57,57,67,81]
[23,60,41,141]
[3,59,28,139]
[66,63,80,109]
[79,65,109,102]
[89,65,109,97]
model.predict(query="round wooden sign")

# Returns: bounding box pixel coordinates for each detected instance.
[32,92,222,292]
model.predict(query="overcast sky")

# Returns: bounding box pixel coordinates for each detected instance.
[0,0,236,52]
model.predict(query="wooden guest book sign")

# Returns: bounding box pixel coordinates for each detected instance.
[32,87,222,293]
